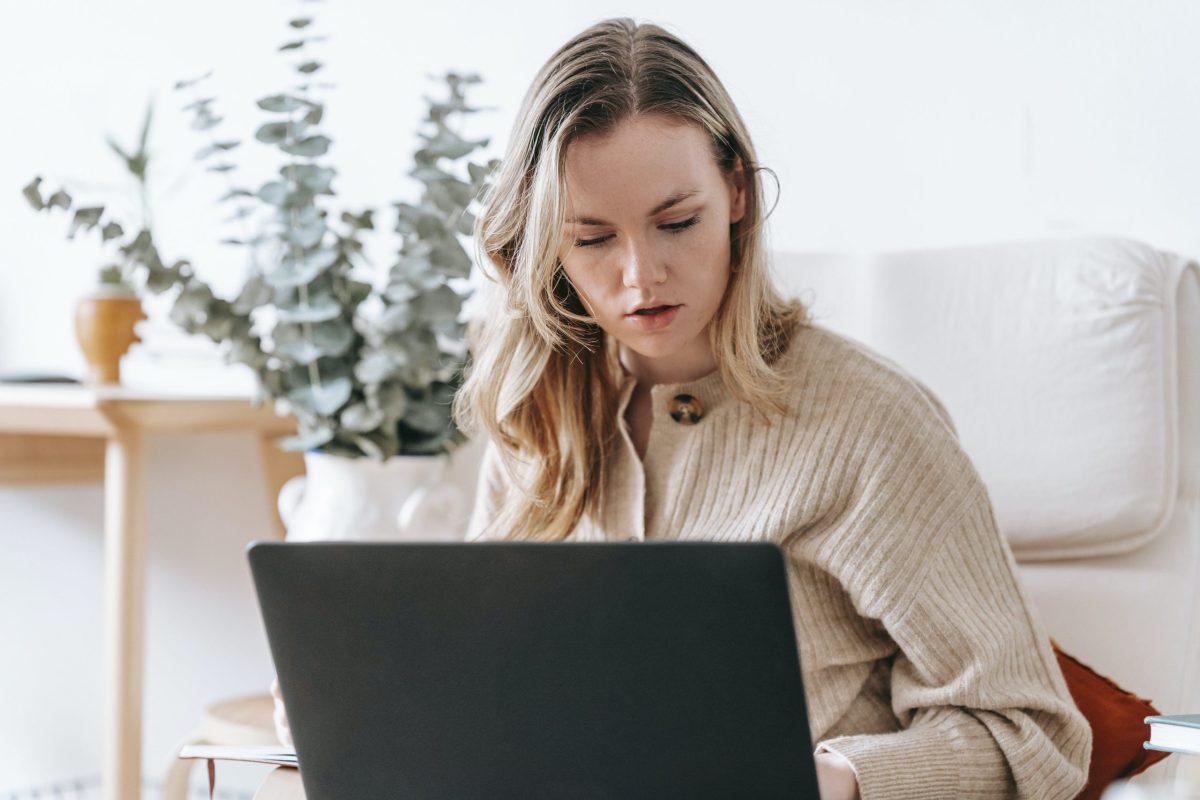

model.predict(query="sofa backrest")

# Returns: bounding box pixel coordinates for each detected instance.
[772,236,1200,733]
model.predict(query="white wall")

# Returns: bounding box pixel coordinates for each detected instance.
[2,0,1198,795]
[0,433,283,796]
[5,0,1200,377]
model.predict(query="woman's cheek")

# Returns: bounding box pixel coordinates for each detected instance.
[566,267,611,323]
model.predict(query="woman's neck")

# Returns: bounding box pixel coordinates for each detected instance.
[618,337,719,387]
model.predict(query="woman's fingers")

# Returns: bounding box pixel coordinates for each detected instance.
[273,701,293,746]
[270,675,292,746]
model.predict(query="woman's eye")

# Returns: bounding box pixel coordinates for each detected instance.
[574,215,701,248]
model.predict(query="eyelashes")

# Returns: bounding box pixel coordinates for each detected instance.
[574,215,701,249]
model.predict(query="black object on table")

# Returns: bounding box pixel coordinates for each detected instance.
[0,371,82,385]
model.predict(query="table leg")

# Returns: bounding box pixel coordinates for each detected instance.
[101,429,147,800]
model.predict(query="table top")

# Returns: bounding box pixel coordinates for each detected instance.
[0,384,297,436]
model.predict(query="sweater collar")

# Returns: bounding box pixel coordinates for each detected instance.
[612,325,808,419]
[616,357,733,417]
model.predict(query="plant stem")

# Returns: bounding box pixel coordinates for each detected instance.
[287,59,322,392]
[139,179,153,234]
[187,83,260,275]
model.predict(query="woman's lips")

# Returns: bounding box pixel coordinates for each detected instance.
[625,304,681,330]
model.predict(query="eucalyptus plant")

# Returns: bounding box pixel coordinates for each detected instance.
[21,99,158,295]
[23,6,498,461]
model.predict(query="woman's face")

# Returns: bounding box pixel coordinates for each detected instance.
[557,114,745,371]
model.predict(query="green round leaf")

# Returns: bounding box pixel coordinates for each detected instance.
[280,135,331,158]
[257,94,306,113]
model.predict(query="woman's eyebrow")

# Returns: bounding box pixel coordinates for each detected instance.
[567,189,700,225]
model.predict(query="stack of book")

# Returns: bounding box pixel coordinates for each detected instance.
[118,310,259,395]
[179,744,298,800]
[179,744,297,767]
[1144,713,1200,756]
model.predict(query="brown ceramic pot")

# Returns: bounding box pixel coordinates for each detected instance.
[74,287,147,385]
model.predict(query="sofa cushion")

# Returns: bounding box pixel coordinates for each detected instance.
[776,237,1197,560]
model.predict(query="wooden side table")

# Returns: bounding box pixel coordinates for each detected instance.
[0,385,304,800]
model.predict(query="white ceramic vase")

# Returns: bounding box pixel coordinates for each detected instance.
[278,450,469,542]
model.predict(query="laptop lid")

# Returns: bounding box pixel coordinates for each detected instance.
[247,540,820,800]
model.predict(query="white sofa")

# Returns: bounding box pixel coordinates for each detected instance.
[766,235,1199,792]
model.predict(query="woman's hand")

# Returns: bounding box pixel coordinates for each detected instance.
[269,674,293,747]
[815,751,861,800]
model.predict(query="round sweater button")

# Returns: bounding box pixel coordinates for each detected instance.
[668,394,704,424]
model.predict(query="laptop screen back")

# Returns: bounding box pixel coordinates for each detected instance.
[247,540,820,800]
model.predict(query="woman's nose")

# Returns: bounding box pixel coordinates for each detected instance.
[621,239,666,288]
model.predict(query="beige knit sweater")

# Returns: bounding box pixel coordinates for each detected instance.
[466,321,1093,800]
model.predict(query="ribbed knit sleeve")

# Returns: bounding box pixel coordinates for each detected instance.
[802,369,1092,800]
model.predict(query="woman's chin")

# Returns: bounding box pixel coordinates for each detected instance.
[614,335,687,361]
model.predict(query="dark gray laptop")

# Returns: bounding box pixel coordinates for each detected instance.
[247,540,821,799]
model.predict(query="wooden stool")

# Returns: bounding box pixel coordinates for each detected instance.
[162,693,280,800]
[253,767,307,799]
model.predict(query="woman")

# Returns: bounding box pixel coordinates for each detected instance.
[452,16,1091,800]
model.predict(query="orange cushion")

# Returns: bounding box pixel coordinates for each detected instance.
[1049,637,1171,799]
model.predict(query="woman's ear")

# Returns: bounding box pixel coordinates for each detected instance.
[728,155,747,225]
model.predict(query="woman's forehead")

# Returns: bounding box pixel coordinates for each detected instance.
[565,116,710,175]
[562,120,716,219]
[566,188,702,227]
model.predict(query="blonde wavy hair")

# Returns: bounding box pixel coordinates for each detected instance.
[452,17,810,542]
